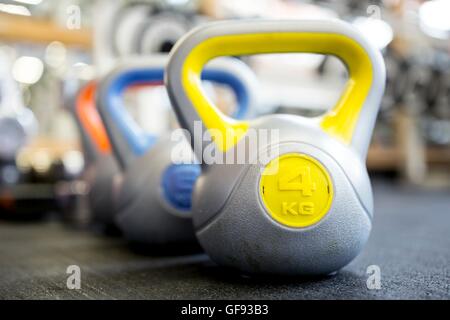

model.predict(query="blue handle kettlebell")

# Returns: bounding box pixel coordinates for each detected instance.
[97,55,258,245]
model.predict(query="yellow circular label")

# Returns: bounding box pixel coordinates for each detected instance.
[259,153,333,228]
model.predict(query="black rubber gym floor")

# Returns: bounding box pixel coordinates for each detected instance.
[0,179,448,299]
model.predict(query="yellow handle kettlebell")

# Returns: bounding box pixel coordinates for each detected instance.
[166,19,385,275]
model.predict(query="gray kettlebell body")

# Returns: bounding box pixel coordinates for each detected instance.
[84,154,121,226]
[113,135,197,244]
[192,115,373,275]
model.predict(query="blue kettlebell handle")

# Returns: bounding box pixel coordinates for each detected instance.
[97,57,253,170]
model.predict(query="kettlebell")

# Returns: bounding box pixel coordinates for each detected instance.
[73,82,121,228]
[0,51,38,163]
[97,56,258,245]
[166,20,386,275]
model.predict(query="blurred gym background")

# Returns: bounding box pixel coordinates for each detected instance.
[0,0,448,299]
[1,0,449,220]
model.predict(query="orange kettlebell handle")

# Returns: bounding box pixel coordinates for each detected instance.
[76,82,112,154]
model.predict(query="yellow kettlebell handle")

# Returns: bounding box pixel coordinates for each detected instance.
[167,20,385,156]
